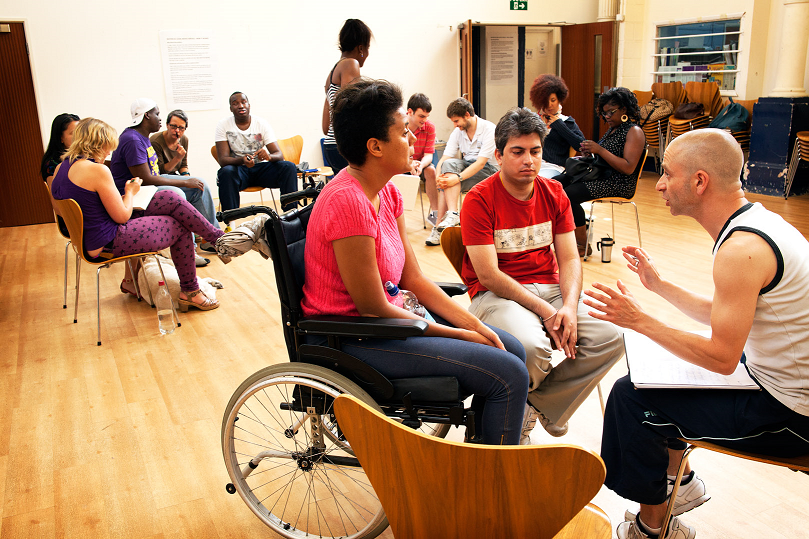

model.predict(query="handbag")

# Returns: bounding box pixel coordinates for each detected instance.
[673,102,705,120]
[639,98,674,126]
[557,155,613,185]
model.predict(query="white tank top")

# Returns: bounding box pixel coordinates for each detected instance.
[714,202,809,415]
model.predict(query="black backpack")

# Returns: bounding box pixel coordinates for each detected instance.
[709,98,750,132]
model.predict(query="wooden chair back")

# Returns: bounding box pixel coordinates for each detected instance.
[276,135,304,165]
[210,144,221,166]
[633,90,653,108]
[334,394,610,539]
[440,226,465,279]
[44,179,69,240]
[684,81,723,118]
[52,198,89,259]
[651,81,687,109]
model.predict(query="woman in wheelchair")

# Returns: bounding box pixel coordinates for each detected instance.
[302,78,530,444]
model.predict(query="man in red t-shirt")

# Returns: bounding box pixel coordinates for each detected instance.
[461,107,623,443]
[406,94,438,224]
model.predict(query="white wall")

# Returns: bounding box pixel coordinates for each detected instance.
[3,0,600,198]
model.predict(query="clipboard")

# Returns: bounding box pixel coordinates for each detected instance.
[624,330,759,390]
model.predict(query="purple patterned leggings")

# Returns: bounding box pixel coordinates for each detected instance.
[110,190,223,292]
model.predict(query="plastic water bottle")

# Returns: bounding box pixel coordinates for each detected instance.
[384,281,434,321]
[155,280,175,335]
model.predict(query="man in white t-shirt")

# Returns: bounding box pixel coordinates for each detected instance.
[214,92,297,221]
[426,98,499,246]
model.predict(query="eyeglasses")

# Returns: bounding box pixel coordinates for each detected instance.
[168,124,187,132]
[601,108,620,119]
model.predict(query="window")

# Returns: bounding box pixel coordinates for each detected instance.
[653,18,741,93]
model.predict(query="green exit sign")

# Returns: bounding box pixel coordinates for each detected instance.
[511,0,527,9]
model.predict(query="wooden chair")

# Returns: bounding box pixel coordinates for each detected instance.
[585,148,648,261]
[333,394,611,539]
[43,181,77,309]
[633,90,654,109]
[684,81,724,119]
[784,131,809,198]
[439,226,607,415]
[662,439,809,534]
[51,197,179,346]
[730,99,756,153]
[651,81,687,110]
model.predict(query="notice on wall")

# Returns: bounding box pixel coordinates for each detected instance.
[159,30,219,111]
[487,31,517,87]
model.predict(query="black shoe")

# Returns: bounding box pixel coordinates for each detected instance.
[195,256,210,267]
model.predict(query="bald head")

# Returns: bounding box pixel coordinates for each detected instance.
[667,129,744,191]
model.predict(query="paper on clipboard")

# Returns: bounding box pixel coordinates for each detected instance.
[624,330,759,390]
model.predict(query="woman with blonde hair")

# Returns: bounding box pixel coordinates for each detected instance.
[49,118,224,311]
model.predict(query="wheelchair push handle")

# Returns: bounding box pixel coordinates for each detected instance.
[279,185,321,207]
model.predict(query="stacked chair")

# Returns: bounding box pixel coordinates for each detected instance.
[784,131,809,198]
[665,81,721,147]
[636,89,671,173]
[729,99,757,153]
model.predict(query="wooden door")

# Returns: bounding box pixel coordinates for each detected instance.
[460,19,473,103]
[561,22,617,142]
[0,22,52,228]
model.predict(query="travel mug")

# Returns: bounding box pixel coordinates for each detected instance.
[597,237,614,263]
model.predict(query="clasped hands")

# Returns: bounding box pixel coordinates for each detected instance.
[436,172,461,190]
[542,304,578,359]
[243,148,271,168]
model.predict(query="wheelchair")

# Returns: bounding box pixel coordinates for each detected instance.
[219,186,478,539]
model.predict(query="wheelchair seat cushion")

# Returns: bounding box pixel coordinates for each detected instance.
[388,376,465,404]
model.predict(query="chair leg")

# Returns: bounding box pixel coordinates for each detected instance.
[611,203,616,240]
[419,181,426,229]
[597,383,605,416]
[153,255,181,328]
[63,241,71,309]
[661,445,698,534]
[96,267,103,346]
[631,201,642,247]
[584,202,596,261]
[784,139,801,199]
[73,253,81,323]
[127,259,146,304]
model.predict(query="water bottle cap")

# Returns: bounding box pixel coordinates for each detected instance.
[384,281,399,296]
[158,281,165,286]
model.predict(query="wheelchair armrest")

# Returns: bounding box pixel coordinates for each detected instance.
[298,316,428,339]
[436,282,468,297]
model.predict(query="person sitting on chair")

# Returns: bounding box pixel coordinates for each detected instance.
[149,109,220,252]
[301,78,530,445]
[584,129,809,539]
[215,91,298,222]
[557,87,646,257]
[406,93,438,225]
[50,118,224,311]
[426,97,499,246]
[461,107,624,444]
[41,113,80,237]
[528,74,585,179]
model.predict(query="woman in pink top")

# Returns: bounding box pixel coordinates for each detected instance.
[302,78,528,445]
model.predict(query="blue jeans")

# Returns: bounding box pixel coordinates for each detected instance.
[156,175,218,228]
[217,161,298,213]
[309,318,529,445]
[323,143,348,175]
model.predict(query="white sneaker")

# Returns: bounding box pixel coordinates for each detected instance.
[520,404,538,445]
[525,404,568,437]
[624,472,709,522]
[617,516,695,539]
[425,227,442,246]
[436,210,460,230]
[427,210,438,226]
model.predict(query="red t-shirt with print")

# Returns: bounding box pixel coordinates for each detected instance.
[460,171,575,298]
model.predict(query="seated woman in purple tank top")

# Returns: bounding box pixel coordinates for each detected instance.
[49,118,224,311]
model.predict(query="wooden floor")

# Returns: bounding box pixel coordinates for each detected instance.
[2,173,808,538]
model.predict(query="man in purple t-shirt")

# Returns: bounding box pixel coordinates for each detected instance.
[110,98,216,265]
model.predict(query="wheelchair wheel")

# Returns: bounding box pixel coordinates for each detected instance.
[222,363,388,539]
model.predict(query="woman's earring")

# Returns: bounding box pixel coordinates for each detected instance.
[621,114,628,123]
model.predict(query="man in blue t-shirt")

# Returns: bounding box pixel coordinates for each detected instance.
[110,98,217,265]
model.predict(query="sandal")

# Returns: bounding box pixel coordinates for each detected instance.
[120,278,141,299]
[178,288,219,312]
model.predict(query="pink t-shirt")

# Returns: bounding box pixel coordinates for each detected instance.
[301,169,405,317]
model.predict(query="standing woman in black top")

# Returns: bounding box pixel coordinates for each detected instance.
[529,74,584,179]
[321,19,373,175]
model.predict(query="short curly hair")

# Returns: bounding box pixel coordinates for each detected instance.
[529,74,569,112]
[446,98,475,119]
[494,107,548,154]
[597,87,641,123]
[332,78,402,166]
